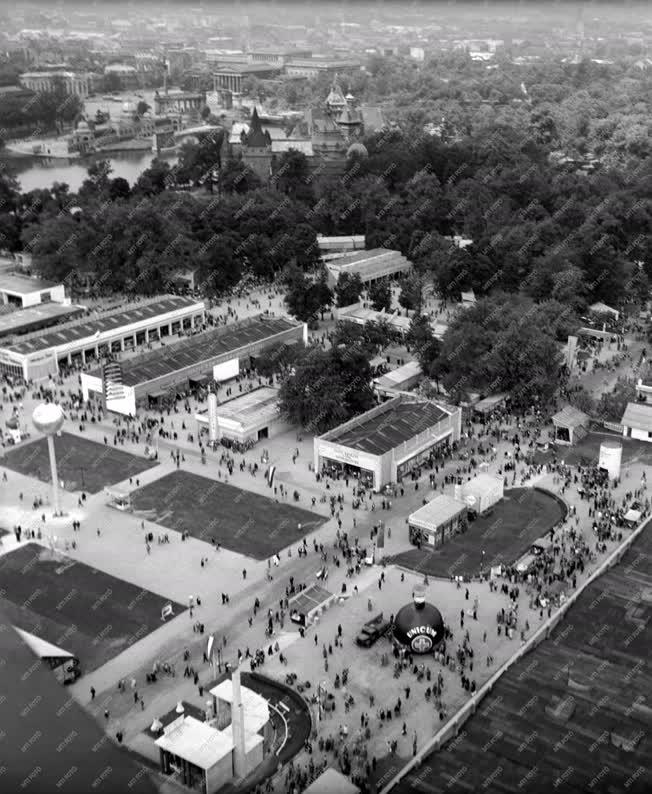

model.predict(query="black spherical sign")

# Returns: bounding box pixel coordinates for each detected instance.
[394,600,444,654]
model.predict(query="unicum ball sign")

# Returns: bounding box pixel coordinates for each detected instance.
[394,587,445,655]
[405,624,440,653]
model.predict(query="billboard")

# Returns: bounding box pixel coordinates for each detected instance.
[213,357,239,382]
[103,361,136,416]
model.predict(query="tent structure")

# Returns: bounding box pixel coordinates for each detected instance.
[456,473,504,514]
[589,301,619,321]
[473,393,508,415]
[408,494,467,548]
[552,405,589,445]
[621,402,652,442]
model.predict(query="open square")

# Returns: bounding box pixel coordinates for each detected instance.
[1,432,157,493]
[0,543,183,673]
[130,470,325,559]
[390,487,567,578]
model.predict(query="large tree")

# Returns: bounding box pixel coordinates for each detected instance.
[279,345,375,434]
[335,272,364,307]
[436,293,564,407]
[284,265,332,323]
[368,280,392,312]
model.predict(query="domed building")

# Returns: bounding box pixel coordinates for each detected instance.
[346,141,368,159]
[68,118,95,154]
[393,589,445,654]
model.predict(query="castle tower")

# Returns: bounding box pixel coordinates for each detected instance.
[240,107,272,183]
[325,76,346,116]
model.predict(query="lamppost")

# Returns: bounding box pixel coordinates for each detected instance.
[79,467,86,489]
[32,403,65,517]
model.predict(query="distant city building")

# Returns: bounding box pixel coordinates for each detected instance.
[284,57,362,78]
[103,62,139,89]
[153,89,204,119]
[213,63,282,94]
[19,70,96,97]
[248,48,313,66]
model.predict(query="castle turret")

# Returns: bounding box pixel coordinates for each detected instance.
[240,107,272,183]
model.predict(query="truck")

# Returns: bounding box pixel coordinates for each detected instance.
[355,613,390,648]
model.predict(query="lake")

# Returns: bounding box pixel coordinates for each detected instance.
[0,149,178,194]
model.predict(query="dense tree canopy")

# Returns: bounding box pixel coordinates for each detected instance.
[434,294,565,407]
[278,344,376,433]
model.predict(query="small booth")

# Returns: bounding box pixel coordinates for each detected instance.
[552,406,589,446]
[104,487,132,512]
[621,402,652,443]
[472,393,508,418]
[393,589,445,655]
[455,473,504,517]
[408,494,467,548]
[288,584,335,627]
[155,673,270,794]
[373,361,422,399]
[16,628,80,684]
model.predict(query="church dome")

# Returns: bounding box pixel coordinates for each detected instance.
[77,119,90,131]
[346,142,368,159]
[122,100,136,115]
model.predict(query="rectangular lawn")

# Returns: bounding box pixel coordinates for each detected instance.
[0,543,183,673]
[131,470,325,559]
[1,432,157,493]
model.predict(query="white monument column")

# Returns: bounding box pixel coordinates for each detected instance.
[231,666,247,778]
[32,403,65,517]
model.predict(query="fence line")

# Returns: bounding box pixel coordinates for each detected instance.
[379,514,652,794]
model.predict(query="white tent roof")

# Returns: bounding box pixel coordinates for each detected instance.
[460,473,504,500]
[155,716,232,770]
[374,361,422,390]
[409,494,466,532]
[622,402,652,433]
[15,628,75,660]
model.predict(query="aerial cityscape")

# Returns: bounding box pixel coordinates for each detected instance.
[0,1,651,793]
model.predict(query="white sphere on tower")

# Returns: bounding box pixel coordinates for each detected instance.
[32,403,64,436]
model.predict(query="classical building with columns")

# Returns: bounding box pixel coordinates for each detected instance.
[19,70,96,98]
[0,296,205,381]
[212,62,281,94]
[153,89,205,119]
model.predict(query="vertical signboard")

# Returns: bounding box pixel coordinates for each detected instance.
[208,392,218,442]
